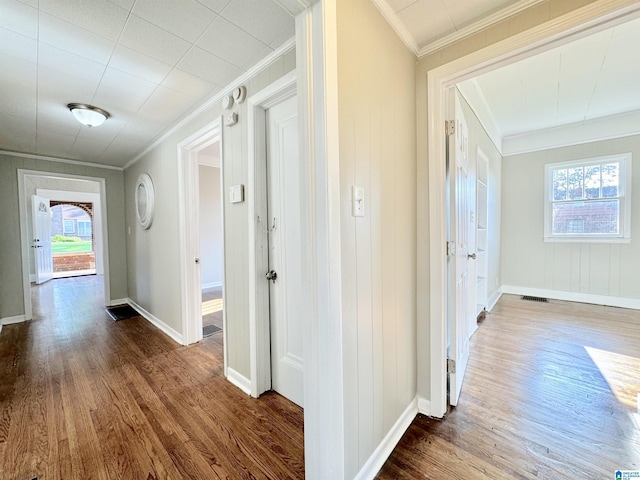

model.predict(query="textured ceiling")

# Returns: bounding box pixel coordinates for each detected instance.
[0,0,295,167]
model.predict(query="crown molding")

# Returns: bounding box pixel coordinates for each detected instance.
[123,37,296,170]
[502,109,640,156]
[371,0,419,56]
[0,150,123,171]
[372,0,546,58]
[417,0,547,57]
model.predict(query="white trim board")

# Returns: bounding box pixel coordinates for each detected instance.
[0,150,123,171]
[201,282,222,291]
[127,298,184,345]
[422,0,640,420]
[2,315,27,325]
[226,367,252,396]
[487,288,503,312]
[501,286,640,311]
[371,0,546,58]
[247,70,298,399]
[353,399,418,480]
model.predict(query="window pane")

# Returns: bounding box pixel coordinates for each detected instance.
[567,167,584,199]
[584,165,600,199]
[552,199,619,235]
[552,168,567,201]
[63,219,74,234]
[77,221,91,237]
[602,162,619,197]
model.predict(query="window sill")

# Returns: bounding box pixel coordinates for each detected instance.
[544,236,631,244]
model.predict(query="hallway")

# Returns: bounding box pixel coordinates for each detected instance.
[0,276,303,480]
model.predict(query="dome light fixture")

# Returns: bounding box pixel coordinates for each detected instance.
[67,103,111,127]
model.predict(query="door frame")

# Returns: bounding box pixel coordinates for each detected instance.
[17,170,111,320]
[177,118,226,358]
[247,70,297,398]
[423,0,640,418]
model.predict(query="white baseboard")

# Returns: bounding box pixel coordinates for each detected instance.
[226,367,252,395]
[354,397,418,480]
[126,298,184,345]
[108,298,130,307]
[2,315,27,325]
[417,396,431,416]
[487,287,503,311]
[502,285,640,310]
[201,281,222,291]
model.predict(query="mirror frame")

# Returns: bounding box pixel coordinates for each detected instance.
[135,173,155,230]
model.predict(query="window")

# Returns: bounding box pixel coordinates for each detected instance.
[544,153,632,242]
[63,219,75,234]
[77,220,91,237]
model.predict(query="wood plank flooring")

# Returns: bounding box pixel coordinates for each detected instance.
[0,276,304,480]
[378,294,640,479]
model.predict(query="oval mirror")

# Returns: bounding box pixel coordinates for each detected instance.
[135,173,155,230]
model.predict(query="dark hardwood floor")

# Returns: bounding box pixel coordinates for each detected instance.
[0,276,304,480]
[378,294,640,479]
[3,278,639,479]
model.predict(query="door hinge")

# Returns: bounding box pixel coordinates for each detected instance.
[446,241,456,256]
[445,120,455,136]
[447,358,456,374]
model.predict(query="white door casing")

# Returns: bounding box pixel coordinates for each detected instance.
[32,194,53,284]
[266,95,304,407]
[448,91,471,407]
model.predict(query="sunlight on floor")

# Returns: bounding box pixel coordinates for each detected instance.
[202,298,223,315]
[585,346,640,411]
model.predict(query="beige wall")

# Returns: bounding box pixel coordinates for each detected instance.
[199,165,223,288]
[124,48,295,378]
[336,0,417,476]
[0,155,127,320]
[502,135,640,299]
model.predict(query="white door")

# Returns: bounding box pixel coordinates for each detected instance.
[32,195,53,284]
[266,95,304,407]
[448,92,472,406]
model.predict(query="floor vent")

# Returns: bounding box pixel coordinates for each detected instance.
[203,324,222,337]
[521,295,549,303]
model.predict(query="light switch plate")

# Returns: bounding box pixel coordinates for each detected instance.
[352,185,364,217]
[230,184,244,203]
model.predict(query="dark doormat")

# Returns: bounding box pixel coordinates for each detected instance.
[106,304,140,321]
[203,324,222,337]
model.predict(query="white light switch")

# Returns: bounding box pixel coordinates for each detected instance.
[230,184,244,203]
[352,185,364,217]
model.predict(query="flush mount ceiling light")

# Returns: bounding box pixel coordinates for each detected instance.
[67,103,111,127]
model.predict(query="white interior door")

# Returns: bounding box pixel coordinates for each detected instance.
[266,95,304,407]
[448,91,472,406]
[32,194,53,284]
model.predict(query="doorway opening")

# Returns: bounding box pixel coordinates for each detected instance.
[50,202,96,278]
[18,171,110,321]
[178,118,226,361]
[424,1,640,418]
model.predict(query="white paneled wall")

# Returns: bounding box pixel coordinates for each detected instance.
[502,134,640,302]
[336,0,417,476]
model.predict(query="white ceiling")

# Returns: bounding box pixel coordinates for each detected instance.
[0,0,297,167]
[457,15,640,155]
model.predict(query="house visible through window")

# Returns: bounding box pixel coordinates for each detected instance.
[63,219,75,234]
[544,153,632,242]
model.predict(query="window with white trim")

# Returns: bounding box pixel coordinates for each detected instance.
[544,154,632,242]
[63,219,75,234]
[77,220,91,237]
